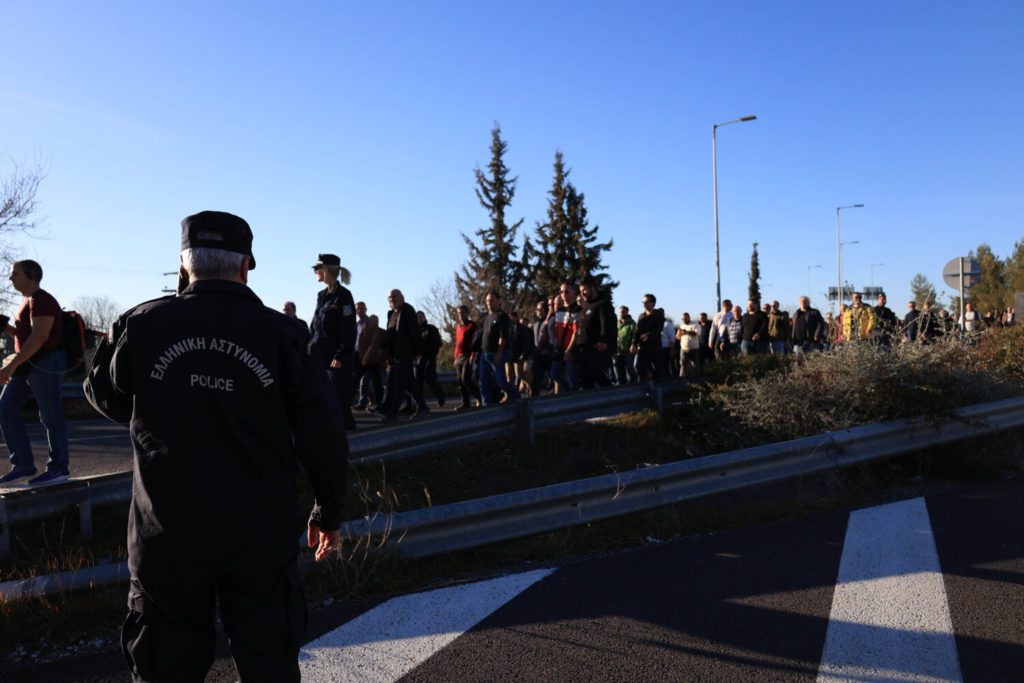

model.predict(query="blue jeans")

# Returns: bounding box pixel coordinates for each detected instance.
[740,340,758,356]
[479,352,519,406]
[770,340,787,355]
[0,349,70,473]
[549,358,576,392]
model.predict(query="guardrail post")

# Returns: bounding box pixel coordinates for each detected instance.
[648,381,664,417]
[517,398,535,446]
[0,500,10,562]
[78,492,94,545]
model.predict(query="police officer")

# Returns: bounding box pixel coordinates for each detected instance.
[84,211,347,682]
[309,253,357,430]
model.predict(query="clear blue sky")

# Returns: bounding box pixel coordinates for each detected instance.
[2,1,1022,326]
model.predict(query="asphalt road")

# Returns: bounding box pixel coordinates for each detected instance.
[6,475,1022,682]
[0,398,458,492]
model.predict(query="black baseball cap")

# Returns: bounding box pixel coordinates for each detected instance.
[312,253,341,270]
[180,211,256,270]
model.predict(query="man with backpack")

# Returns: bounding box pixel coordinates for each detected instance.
[0,259,71,485]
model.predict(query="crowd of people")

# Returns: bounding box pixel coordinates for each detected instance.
[286,263,1020,417]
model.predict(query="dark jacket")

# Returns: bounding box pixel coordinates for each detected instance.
[309,284,357,366]
[741,310,767,342]
[386,303,420,363]
[418,323,443,359]
[481,310,513,354]
[792,307,825,343]
[83,280,348,576]
[575,294,617,351]
[904,309,921,341]
[634,308,665,353]
[874,305,899,343]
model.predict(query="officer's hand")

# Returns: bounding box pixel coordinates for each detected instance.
[307,522,341,562]
[329,359,344,370]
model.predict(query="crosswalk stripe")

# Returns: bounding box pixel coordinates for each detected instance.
[817,497,962,682]
[299,568,553,682]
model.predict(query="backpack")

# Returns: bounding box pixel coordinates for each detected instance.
[63,310,87,375]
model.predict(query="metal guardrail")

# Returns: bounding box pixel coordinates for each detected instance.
[3,395,1023,599]
[0,381,680,560]
[341,396,1024,558]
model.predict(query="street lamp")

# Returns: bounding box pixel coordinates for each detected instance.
[807,264,822,298]
[836,204,864,305]
[840,239,860,303]
[870,262,884,287]
[713,114,757,311]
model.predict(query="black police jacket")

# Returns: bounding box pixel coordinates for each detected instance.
[576,296,616,351]
[83,280,348,575]
[310,284,357,366]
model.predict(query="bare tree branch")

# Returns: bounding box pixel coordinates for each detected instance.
[73,295,122,332]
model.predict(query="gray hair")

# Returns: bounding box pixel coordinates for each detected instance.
[181,247,246,280]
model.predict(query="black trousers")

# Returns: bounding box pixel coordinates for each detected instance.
[383,359,421,416]
[454,355,480,405]
[415,356,445,406]
[122,556,304,683]
[579,348,613,389]
[327,361,356,429]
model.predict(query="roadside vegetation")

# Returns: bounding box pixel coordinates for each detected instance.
[4,327,1024,655]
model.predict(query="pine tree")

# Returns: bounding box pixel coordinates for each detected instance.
[1004,238,1024,295]
[748,242,761,305]
[455,125,528,314]
[531,150,617,297]
[565,182,616,292]
[966,243,1010,314]
[910,273,938,308]
[532,150,572,297]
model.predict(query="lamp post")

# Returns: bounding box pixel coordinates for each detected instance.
[836,204,864,305]
[840,239,859,303]
[713,114,757,311]
[870,262,884,287]
[807,264,822,298]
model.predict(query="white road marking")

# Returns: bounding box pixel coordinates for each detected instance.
[30,434,128,446]
[299,568,553,682]
[817,497,962,682]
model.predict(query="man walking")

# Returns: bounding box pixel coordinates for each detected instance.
[873,293,899,347]
[576,279,616,389]
[454,305,480,409]
[709,299,735,362]
[0,260,71,485]
[380,289,425,421]
[842,292,876,343]
[614,305,638,385]
[83,211,347,682]
[631,294,665,381]
[791,296,825,353]
[414,310,445,408]
[766,301,789,355]
[479,290,520,405]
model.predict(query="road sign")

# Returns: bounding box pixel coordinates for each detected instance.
[943,258,981,290]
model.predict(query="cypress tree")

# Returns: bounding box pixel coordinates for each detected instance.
[455,125,528,314]
[748,242,762,305]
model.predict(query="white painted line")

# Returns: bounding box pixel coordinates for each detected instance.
[299,568,553,682]
[817,497,962,682]
[29,434,128,446]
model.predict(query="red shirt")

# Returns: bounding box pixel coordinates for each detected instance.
[15,289,63,354]
[455,321,476,359]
